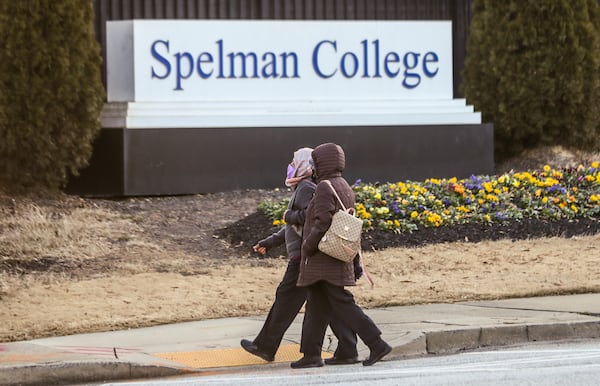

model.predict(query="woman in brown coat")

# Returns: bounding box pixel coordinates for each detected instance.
[241,147,357,363]
[292,143,392,369]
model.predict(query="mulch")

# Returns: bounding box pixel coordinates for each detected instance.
[215,212,600,258]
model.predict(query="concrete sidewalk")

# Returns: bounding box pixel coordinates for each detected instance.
[1,293,599,385]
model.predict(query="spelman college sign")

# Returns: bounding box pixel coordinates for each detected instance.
[72,20,490,196]
[104,20,480,127]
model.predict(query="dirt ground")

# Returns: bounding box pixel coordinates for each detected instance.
[0,145,599,343]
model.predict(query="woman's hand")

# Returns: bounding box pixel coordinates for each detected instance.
[253,244,267,255]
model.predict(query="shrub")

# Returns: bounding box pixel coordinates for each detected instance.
[0,0,105,192]
[461,0,600,161]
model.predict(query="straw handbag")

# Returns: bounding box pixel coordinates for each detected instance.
[317,180,363,262]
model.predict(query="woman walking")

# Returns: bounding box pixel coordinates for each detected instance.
[291,143,391,369]
[241,147,358,363]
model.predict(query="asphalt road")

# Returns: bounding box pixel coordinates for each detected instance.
[100,340,600,386]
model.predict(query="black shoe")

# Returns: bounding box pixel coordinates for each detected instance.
[240,339,275,362]
[324,356,360,365]
[290,355,324,369]
[363,342,392,366]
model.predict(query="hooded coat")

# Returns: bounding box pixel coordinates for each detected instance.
[297,143,356,287]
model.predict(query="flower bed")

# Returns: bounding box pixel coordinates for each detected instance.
[259,163,600,234]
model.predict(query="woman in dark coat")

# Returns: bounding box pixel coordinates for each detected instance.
[292,143,392,369]
[241,147,357,363]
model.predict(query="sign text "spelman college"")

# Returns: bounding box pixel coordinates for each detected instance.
[150,38,440,90]
[107,20,453,102]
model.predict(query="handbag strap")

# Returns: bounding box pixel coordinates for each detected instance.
[322,180,347,211]
[359,250,375,288]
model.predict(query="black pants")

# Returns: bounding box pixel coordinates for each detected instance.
[253,257,358,358]
[300,280,383,357]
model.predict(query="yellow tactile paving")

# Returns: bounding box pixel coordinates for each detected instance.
[154,344,332,369]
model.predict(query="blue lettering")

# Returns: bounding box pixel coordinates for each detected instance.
[423,51,439,77]
[372,39,381,78]
[383,52,400,78]
[174,52,194,90]
[261,52,278,78]
[280,52,299,78]
[340,52,359,78]
[361,39,369,78]
[313,40,337,79]
[216,39,225,79]
[402,52,421,89]
[227,52,259,78]
[197,52,213,79]
[150,40,171,79]
[312,40,439,86]
[148,38,440,91]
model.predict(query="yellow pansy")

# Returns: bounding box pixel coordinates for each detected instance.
[457,206,470,213]
[375,207,389,215]
[427,213,443,227]
[485,194,499,202]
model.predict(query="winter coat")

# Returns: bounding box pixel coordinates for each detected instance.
[258,178,315,258]
[297,143,356,287]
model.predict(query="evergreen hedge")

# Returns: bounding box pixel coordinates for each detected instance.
[0,0,105,192]
[461,0,600,161]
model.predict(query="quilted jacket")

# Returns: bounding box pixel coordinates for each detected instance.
[297,143,356,287]
[257,178,315,258]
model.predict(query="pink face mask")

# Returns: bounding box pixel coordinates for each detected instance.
[286,164,297,179]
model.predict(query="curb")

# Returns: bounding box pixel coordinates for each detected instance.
[389,320,600,360]
[0,362,189,386]
[3,320,600,385]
